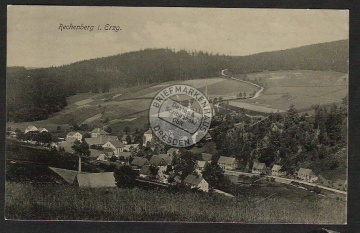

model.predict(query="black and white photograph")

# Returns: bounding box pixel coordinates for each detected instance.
[5,6,348,224]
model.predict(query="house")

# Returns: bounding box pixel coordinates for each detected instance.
[38,127,48,133]
[124,144,140,152]
[66,131,83,141]
[167,148,179,156]
[131,156,150,168]
[91,128,110,138]
[149,154,172,167]
[25,125,38,134]
[252,161,267,174]
[76,172,117,188]
[65,137,78,144]
[49,167,80,184]
[57,141,75,153]
[184,174,209,192]
[139,165,151,178]
[297,168,318,183]
[143,129,153,146]
[271,165,286,177]
[117,151,132,160]
[195,160,207,171]
[89,149,104,158]
[201,153,213,162]
[217,156,237,170]
[102,140,125,155]
[85,135,116,146]
[96,153,107,161]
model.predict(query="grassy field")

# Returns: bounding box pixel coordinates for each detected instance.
[232,70,347,112]
[5,182,346,223]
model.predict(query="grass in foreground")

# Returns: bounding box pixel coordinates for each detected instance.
[5,182,346,223]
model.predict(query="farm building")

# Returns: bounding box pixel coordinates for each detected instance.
[25,125,38,134]
[91,128,110,138]
[66,131,83,141]
[201,153,213,162]
[131,156,150,168]
[217,156,237,170]
[150,154,173,167]
[297,168,318,183]
[57,141,75,153]
[102,140,125,155]
[184,174,209,192]
[271,164,286,176]
[76,172,117,188]
[89,149,104,158]
[65,137,78,143]
[143,129,153,146]
[252,161,267,174]
[49,167,80,184]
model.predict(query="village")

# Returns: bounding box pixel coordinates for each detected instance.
[5,121,347,197]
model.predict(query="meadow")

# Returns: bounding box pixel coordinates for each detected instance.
[5,182,346,223]
[232,70,348,112]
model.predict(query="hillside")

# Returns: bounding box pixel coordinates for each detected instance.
[6,39,348,122]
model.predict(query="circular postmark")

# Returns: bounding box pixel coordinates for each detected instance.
[149,84,212,147]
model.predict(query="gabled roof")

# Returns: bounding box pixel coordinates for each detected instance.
[253,161,266,170]
[272,164,282,171]
[49,167,81,184]
[149,154,172,166]
[196,160,207,168]
[167,148,179,154]
[105,140,124,148]
[124,144,140,149]
[117,151,132,158]
[76,172,116,188]
[298,168,315,176]
[58,141,75,153]
[65,137,77,143]
[184,174,206,186]
[131,156,149,167]
[144,129,152,135]
[25,125,38,132]
[91,128,109,134]
[140,165,151,175]
[217,156,236,165]
[38,127,48,132]
[89,149,104,158]
[67,131,81,137]
[201,153,213,162]
[85,136,116,145]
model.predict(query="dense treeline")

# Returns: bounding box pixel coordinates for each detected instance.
[211,101,348,174]
[7,39,348,122]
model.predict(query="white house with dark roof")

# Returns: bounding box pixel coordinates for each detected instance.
[184,174,209,192]
[143,129,153,146]
[252,161,267,174]
[217,156,237,170]
[297,168,318,183]
[66,131,83,141]
[38,127,48,133]
[271,165,286,177]
[91,128,110,138]
[25,125,39,134]
[102,140,125,155]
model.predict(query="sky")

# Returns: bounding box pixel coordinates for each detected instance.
[7,6,349,68]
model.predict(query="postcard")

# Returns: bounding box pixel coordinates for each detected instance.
[5,6,348,224]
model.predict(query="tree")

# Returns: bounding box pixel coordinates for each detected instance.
[113,165,138,188]
[71,140,90,156]
[104,125,112,134]
[202,163,227,188]
[126,134,132,144]
[124,126,130,135]
[57,126,61,131]
[149,165,159,177]
[34,131,53,144]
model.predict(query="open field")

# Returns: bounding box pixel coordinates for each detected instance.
[5,182,346,223]
[230,70,347,112]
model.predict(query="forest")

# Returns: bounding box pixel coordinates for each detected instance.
[6,39,348,122]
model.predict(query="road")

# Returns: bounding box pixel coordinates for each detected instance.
[224,169,347,195]
[221,69,264,99]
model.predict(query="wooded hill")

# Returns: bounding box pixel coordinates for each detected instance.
[7,39,348,122]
